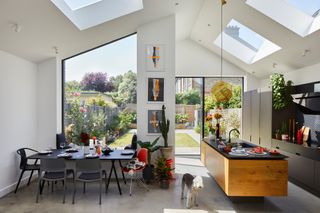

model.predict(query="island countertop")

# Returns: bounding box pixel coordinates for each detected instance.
[203,138,287,160]
[201,138,288,197]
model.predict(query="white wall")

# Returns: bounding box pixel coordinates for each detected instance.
[0,50,38,197]
[137,16,176,147]
[176,39,260,91]
[260,62,320,89]
[37,58,58,150]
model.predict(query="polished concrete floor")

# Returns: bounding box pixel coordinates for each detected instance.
[1,157,320,213]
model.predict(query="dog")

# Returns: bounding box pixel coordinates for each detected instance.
[181,173,203,209]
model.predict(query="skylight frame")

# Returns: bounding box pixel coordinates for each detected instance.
[63,0,102,11]
[51,0,143,30]
[214,19,281,64]
[246,0,320,37]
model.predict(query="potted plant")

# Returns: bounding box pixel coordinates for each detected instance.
[270,73,294,110]
[159,105,172,158]
[281,121,289,141]
[155,156,174,189]
[137,136,161,183]
[275,129,281,140]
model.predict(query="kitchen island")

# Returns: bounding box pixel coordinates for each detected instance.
[201,138,288,197]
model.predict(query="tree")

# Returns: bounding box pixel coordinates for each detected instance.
[110,75,123,92]
[81,72,113,93]
[111,71,137,105]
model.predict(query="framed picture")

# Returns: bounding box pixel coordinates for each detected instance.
[146,45,164,71]
[147,110,162,134]
[148,78,164,102]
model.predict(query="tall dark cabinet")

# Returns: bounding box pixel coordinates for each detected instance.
[271,81,320,196]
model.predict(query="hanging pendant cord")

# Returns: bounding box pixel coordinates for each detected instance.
[220,1,224,81]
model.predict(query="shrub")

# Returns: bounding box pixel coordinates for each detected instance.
[175,113,189,124]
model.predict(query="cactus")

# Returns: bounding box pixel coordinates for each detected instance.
[159,105,170,147]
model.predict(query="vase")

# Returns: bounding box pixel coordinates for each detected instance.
[160,146,173,159]
[209,132,216,141]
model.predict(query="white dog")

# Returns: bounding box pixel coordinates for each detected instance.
[181,173,203,209]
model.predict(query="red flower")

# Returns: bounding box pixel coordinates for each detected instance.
[79,107,87,113]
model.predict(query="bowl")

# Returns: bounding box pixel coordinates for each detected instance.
[102,148,113,155]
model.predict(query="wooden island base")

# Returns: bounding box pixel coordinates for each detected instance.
[201,141,288,197]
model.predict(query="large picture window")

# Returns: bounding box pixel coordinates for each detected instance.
[62,34,137,148]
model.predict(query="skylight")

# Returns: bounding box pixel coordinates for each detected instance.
[246,0,320,37]
[64,0,102,11]
[51,0,143,30]
[214,19,281,64]
[286,0,320,17]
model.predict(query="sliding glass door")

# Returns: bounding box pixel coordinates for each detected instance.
[175,77,243,155]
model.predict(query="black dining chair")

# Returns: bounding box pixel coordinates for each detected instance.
[72,158,106,205]
[36,158,68,203]
[15,148,40,193]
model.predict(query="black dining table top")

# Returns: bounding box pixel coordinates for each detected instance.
[28,149,135,160]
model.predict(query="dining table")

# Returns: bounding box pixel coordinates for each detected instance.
[28,148,136,195]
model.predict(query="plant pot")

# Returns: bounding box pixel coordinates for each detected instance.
[275,133,281,140]
[281,134,289,141]
[143,165,154,183]
[159,178,170,189]
[160,146,173,159]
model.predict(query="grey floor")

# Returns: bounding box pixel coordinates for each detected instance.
[1,157,320,213]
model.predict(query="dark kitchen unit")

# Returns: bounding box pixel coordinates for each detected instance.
[272,81,320,196]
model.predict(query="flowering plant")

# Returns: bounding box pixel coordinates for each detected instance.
[65,92,106,145]
[155,157,174,179]
[213,112,222,120]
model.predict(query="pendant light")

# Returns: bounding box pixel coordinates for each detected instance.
[211,0,232,103]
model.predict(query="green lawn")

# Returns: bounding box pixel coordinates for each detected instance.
[109,132,199,148]
[175,133,199,147]
[109,132,133,148]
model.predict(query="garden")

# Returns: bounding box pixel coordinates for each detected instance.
[64,71,137,147]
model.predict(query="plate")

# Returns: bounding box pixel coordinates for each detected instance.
[85,154,99,158]
[65,148,78,153]
[248,151,268,156]
[57,153,72,158]
[38,150,52,155]
[121,150,135,155]
[228,152,249,156]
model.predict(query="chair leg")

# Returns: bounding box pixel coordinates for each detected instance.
[119,160,126,184]
[63,178,66,204]
[51,181,54,193]
[99,180,102,205]
[14,170,25,193]
[129,175,133,196]
[28,170,34,185]
[36,178,41,203]
[83,182,86,194]
[105,172,108,193]
[72,181,76,204]
[40,180,45,194]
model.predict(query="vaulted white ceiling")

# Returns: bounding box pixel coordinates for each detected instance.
[1,0,320,79]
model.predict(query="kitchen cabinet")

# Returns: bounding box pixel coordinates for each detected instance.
[242,90,272,147]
